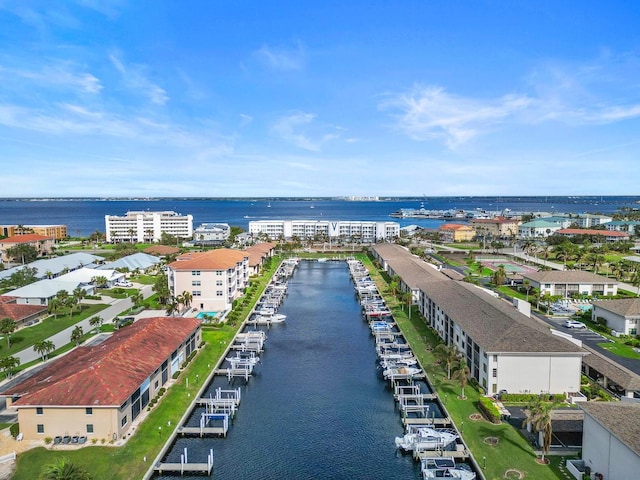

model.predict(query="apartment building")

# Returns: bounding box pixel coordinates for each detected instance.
[0,225,67,240]
[193,223,231,245]
[521,271,618,298]
[248,220,400,242]
[166,248,249,312]
[0,234,55,263]
[469,216,520,239]
[438,223,476,243]
[105,211,193,243]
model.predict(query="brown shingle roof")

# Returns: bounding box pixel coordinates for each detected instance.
[581,347,640,391]
[0,302,47,322]
[593,298,640,317]
[522,270,616,285]
[580,401,640,456]
[169,248,248,270]
[1,316,201,407]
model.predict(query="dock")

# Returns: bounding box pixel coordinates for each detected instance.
[154,448,214,475]
[403,417,452,427]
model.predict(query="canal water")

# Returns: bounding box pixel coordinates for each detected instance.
[157,260,422,479]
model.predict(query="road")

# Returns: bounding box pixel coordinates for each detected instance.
[14,284,154,365]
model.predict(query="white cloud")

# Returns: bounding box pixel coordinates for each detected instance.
[254,42,305,71]
[271,112,341,151]
[0,63,102,94]
[380,86,532,148]
[109,52,168,105]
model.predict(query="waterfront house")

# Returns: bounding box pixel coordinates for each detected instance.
[0,316,201,442]
[521,271,618,298]
[592,298,640,335]
[166,248,249,313]
[248,219,400,243]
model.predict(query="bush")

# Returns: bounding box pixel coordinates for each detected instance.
[172,371,181,379]
[477,397,501,423]
[9,423,19,438]
[44,437,52,444]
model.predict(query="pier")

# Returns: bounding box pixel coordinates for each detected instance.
[154,448,214,475]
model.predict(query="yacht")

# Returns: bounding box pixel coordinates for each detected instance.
[421,458,476,479]
[395,426,458,452]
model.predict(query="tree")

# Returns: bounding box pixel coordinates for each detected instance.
[48,297,61,320]
[130,292,143,308]
[0,355,20,379]
[72,287,86,314]
[402,291,412,319]
[523,279,532,301]
[70,326,84,346]
[451,359,471,399]
[91,275,108,288]
[89,316,103,333]
[8,266,38,287]
[434,344,459,380]
[5,243,38,264]
[55,290,70,312]
[181,291,193,310]
[530,401,555,463]
[33,340,55,361]
[152,272,171,305]
[39,456,92,480]
[0,317,17,348]
[165,298,180,316]
[492,264,507,286]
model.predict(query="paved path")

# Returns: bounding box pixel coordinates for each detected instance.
[14,284,154,365]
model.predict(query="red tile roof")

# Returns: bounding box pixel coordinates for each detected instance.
[2,316,201,407]
[0,302,47,321]
[0,296,18,305]
[438,223,472,231]
[169,248,248,270]
[1,234,53,243]
[470,216,517,224]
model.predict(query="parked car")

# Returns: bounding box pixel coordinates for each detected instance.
[564,320,586,329]
[114,280,133,287]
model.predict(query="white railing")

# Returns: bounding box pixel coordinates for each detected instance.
[0,452,16,464]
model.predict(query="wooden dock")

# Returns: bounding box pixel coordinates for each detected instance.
[154,462,212,475]
[177,425,226,436]
[414,445,469,461]
[403,417,452,427]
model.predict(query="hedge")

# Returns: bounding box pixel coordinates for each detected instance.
[477,397,501,424]
[500,393,564,403]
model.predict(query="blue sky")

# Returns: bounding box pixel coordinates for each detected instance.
[1,1,639,197]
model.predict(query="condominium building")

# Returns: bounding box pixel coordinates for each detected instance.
[521,271,618,298]
[438,223,476,243]
[469,216,520,239]
[0,225,67,240]
[371,243,585,396]
[166,248,249,313]
[193,223,231,245]
[105,211,193,243]
[248,220,399,242]
[0,234,55,263]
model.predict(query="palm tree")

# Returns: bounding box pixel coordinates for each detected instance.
[128,227,136,244]
[402,291,412,319]
[165,298,180,316]
[130,292,143,308]
[72,287,86,314]
[48,297,61,320]
[182,291,193,310]
[0,317,17,348]
[70,326,84,346]
[39,456,92,480]
[521,395,545,433]
[451,359,471,399]
[523,279,532,301]
[89,316,103,333]
[33,340,55,361]
[55,290,70,313]
[492,264,507,286]
[0,355,20,379]
[434,344,459,380]
[531,402,555,464]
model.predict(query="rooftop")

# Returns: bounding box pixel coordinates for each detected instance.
[580,401,640,456]
[0,234,53,244]
[593,298,640,317]
[168,248,248,270]
[521,270,617,284]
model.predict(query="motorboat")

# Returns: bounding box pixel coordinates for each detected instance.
[250,313,286,324]
[226,351,260,366]
[395,426,458,452]
[421,458,476,479]
[382,366,421,379]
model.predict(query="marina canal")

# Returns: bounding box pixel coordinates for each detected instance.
[153,260,422,479]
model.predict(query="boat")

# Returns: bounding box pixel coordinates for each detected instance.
[395,426,458,452]
[226,351,260,366]
[421,458,476,479]
[382,366,421,379]
[251,313,286,324]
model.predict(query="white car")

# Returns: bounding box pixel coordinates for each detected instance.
[564,320,586,329]
[115,281,133,287]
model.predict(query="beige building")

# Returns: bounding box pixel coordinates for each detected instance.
[469,216,520,240]
[0,234,55,263]
[592,298,640,335]
[0,225,67,241]
[438,223,476,242]
[1,316,201,441]
[166,248,250,313]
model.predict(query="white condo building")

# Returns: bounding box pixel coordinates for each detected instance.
[105,211,193,243]
[248,220,400,242]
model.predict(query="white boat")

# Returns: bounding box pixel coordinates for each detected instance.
[421,458,476,480]
[252,313,286,324]
[226,352,260,366]
[395,426,458,452]
[382,366,421,379]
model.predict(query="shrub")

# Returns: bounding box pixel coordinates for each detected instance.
[477,397,501,423]
[172,371,181,379]
[9,423,19,438]
[44,437,53,444]
[91,438,97,444]
[101,438,106,444]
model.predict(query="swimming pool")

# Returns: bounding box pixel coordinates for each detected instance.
[195,311,218,319]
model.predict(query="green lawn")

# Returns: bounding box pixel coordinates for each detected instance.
[99,287,138,299]
[12,327,239,480]
[359,255,571,480]
[0,304,107,358]
[598,341,640,359]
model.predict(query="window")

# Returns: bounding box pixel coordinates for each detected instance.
[216,290,223,296]
[216,271,223,276]
[85,407,93,415]
[155,380,159,389]
[121,416,128,427]
[192,280,201,286]
[192,291,201,296]
[37,424,44,434]
[492,368,497,378]
[36,407,43,416]
[86,424,94,434]
[191,270,201,276]
[216,280,223,286]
